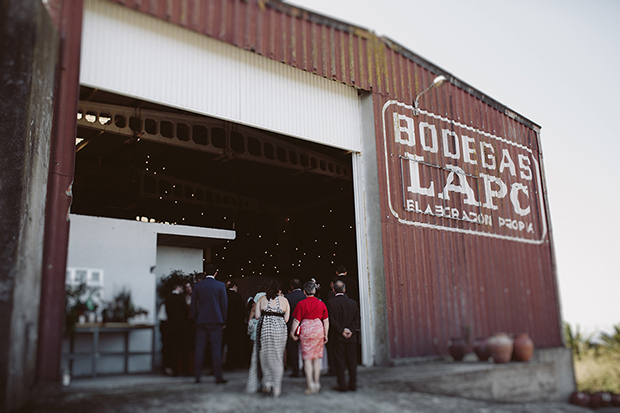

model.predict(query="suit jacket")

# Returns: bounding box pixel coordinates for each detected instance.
[284,289,306,329]
[327,294,360,343]
[191,277,228,325]
[165,292,189,333]
[225,289,245,328]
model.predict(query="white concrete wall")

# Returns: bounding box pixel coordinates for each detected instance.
[67,214,234,322]
[66,214,234,376]
[67,215,158,322]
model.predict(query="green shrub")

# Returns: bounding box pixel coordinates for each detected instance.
[565,322,620,393]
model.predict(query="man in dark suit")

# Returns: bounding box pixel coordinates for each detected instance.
[327,265,358,302]
[327,280,360,392]
[191,263,228,384]
[165,283,190,376]
[223,280,245,370]
[326,265,358,376]
[284,278,305,377]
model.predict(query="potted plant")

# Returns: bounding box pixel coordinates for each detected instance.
[65,282,101,335]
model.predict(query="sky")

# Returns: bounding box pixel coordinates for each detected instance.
[289,0,620,338]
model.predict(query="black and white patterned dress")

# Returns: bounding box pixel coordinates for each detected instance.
[246,296,287,393]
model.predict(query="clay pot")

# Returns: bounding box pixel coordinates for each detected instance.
[590,392,603,409]
[448,337,467,361]
[512,333,535,362]
[569,391,590,407]
[596,392,612,407]
[487,332,513,364]
[473,337,492,361]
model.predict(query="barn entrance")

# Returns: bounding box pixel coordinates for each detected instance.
[72,87,360,372]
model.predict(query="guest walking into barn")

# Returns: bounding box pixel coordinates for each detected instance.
[164,283,190,376]
[327,280,360,392]
[223,280,245,370]
[246,279,290,398]
[290,280,329,395]
[285,278,305,377]
[191,264,228,384]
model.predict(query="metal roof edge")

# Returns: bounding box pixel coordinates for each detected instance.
[380,36,541,132]
[268,1,374,36]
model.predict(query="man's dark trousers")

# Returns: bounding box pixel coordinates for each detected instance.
[195,323,224,381]
[286,336,301,376]
[285,288,305,376]
[333,340,357,390]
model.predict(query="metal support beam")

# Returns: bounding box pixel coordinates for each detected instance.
[77,101,352,181]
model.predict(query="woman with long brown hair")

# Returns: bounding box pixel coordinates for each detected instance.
[246,279,290,398]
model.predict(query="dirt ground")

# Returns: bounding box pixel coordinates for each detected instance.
[17,368,616,413]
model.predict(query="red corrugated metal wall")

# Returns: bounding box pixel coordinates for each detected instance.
[105,0,563,358]
[372,47,562,357]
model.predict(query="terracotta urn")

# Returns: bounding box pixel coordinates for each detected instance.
[590,392,603,409]
[487,332,513,364]
[448,337,467,361]
[597,392,612,407]
[569,391,590,407]
[473,337,492,361]
[512,333,535,362]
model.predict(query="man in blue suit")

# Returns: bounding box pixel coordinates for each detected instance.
[191,263,228,384]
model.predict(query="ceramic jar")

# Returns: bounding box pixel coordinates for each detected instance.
[512,333,535,362]
[448,337,467,361]
[569,392,590,407]
[487,332,513,364]
[473,337,492,361]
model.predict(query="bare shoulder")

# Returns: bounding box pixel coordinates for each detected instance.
[280,295,290,307]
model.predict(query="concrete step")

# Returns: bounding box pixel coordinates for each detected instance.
[366,360,558,403]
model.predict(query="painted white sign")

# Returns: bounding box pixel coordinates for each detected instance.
[381,100,547,244]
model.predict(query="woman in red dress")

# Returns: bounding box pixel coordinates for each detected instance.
[290,280,329,395]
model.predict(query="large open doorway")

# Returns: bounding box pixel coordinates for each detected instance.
[71,88,361,373]
[74,87,359,293]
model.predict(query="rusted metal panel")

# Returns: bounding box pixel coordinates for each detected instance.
[106,0,374,90]
[373,52,562,357]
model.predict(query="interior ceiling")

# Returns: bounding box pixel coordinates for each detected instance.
[74,87,358,285]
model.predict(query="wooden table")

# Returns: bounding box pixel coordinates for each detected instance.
[65,323,156,378]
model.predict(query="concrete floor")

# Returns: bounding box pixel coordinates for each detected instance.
[18,363,619,413]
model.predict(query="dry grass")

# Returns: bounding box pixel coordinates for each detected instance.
[574,350,620,393]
